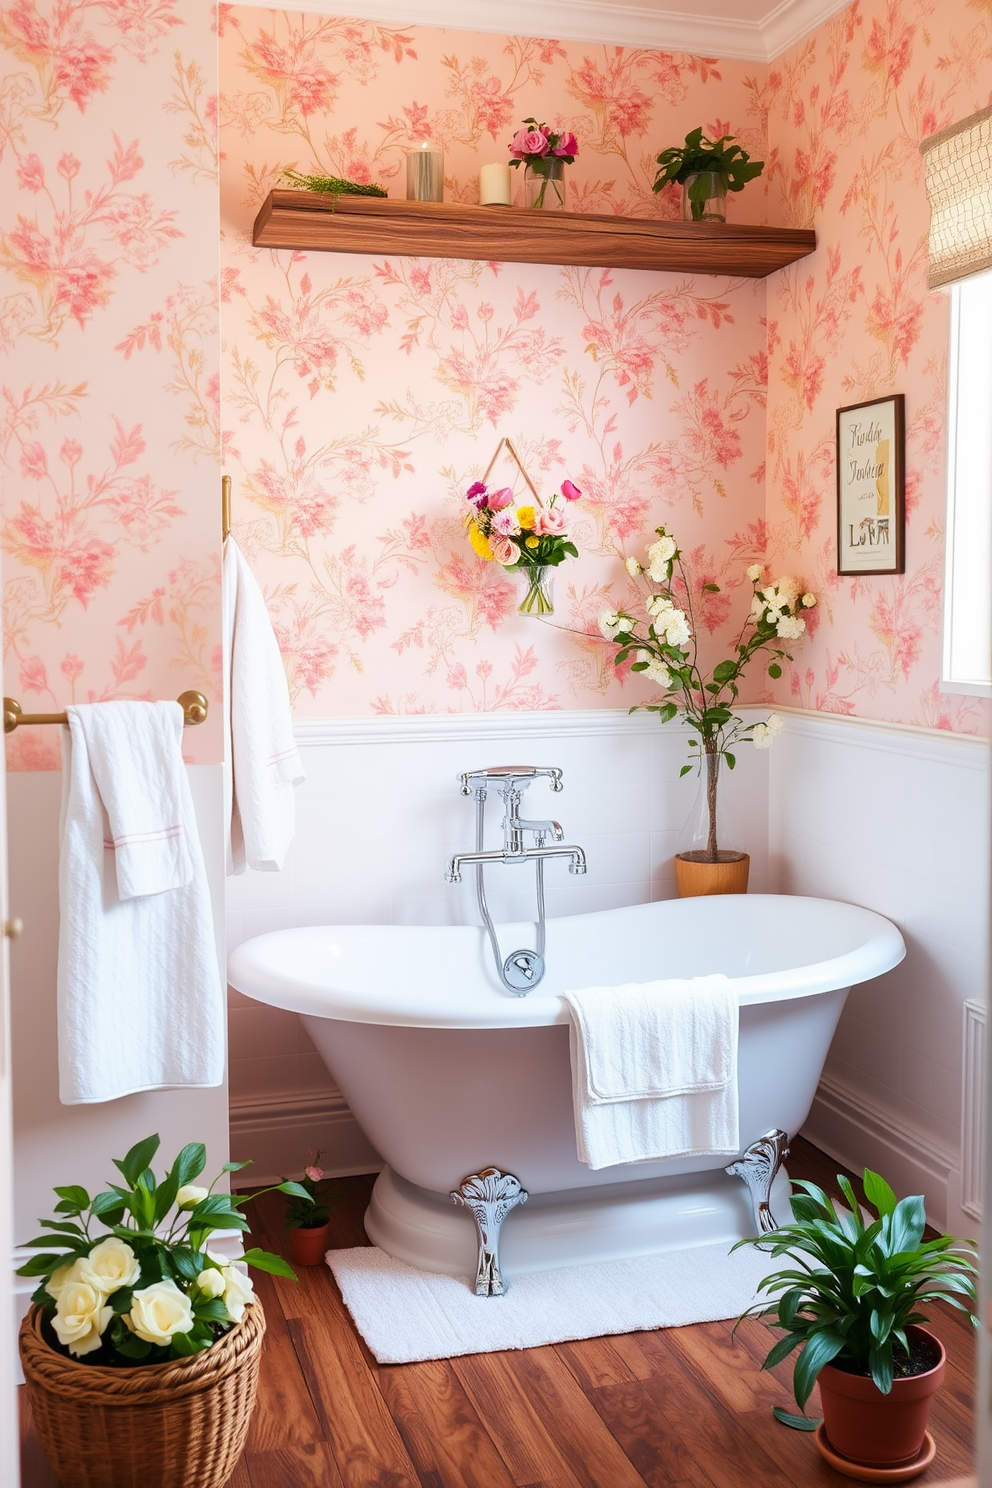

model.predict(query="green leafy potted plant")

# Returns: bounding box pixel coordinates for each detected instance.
[735,1168,978,1475]
[283,1148,338,1265]
[598,527,815,895]
[16,1132,310,1488]
[653,128,764,221]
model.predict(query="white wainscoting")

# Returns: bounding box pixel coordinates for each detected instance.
[226,708,770,1182]
[769,711,989,1237]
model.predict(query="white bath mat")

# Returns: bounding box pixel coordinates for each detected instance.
[326,1242,773,1364]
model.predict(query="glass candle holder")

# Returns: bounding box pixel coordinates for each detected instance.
[406,143,444,202]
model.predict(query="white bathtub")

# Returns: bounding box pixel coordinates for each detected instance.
[228,895,905,1278]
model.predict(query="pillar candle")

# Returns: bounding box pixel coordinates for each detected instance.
[479,163,512,206]
[406,143,444,202]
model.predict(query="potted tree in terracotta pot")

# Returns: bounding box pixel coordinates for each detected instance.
[735,1168,978,1479]
[598,528,816,896]
[282,1149,338,1265]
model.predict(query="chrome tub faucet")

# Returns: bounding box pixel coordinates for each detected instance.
[445,766,586,994]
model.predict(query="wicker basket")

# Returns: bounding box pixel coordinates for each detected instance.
[19,1301,265,1488]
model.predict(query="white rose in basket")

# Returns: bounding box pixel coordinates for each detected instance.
[51,1277,113,1358]
[126,1280,195,1346]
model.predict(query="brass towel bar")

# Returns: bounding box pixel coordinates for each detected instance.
[222,474,232,541]
[3,691,209,734]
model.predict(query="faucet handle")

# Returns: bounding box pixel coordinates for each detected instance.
[458,765,564,797]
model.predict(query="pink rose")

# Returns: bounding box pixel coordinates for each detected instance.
[305,1165,323,1182]
[534,505,567,536]
[491,534,518,565]
[509,127,549,159]
[553,132,579,158]
[466,480,488,508]
[561,479,582,501]
[487,486,515,510]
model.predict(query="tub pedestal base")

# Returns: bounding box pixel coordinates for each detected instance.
[450,1169,529,1296]
[366,1162,792,1282]
[725,1128,790,1234]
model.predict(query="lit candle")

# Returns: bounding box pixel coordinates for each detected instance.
[406,142,444,202]
[479,162,512,206]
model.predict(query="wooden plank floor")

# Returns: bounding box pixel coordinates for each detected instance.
[19,1137,977,1487]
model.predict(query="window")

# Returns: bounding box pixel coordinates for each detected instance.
[942,269,992,694]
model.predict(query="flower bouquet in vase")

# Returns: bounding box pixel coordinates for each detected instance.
[508,118,579,209]
[598,528,816,896]
[16,1132,308,1488]
[465,444,580,615]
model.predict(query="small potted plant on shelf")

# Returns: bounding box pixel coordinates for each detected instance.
[16,1132,308,1488]
[734,1168,978,1479]
[282,1148,338,1265]
[653,128,764,221]
[598,528,815,896]
[466,473,581,616]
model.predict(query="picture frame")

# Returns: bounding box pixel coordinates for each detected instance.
[836,393,905,576]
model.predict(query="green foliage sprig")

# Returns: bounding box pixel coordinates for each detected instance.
[282,169,388,199]
[734,1169,978,1408]
[652,129,764,218]
[17,1133,309,1365]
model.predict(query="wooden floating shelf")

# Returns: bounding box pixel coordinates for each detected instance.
[253,191,816,279]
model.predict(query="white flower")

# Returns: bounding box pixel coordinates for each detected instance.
[801,592,817,608]
[51,1277,113,1357]
[658,607,690,648]
[746,563,763,582]
[766,713,784,736]
[598,609,622,640]
[126,1279,194,1346]
[775,575,800,603]
[751,724,771,750]
[750,595,767,622]
[46,1259,81,1302]
[646,535,676,581]
[77,1237,140,1297]
[176,1184,209,1210]
[776,615,805,640]
[625,555,642,577]
[637,651,673,687]
[195,1267,226,1300]
[646,593,672,618]
[219,1265,256,1324]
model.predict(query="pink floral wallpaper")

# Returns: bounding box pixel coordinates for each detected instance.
[762,0,992,731]
[0,0,221,769]
[219,9,771,715]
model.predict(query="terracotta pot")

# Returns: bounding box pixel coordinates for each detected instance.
[287,1221,330,1266]
[675,851,750,897]
[818,1327,945,1467]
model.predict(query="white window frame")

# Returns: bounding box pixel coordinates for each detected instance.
[941,270,992,696]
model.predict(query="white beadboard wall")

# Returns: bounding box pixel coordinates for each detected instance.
[226,709,770,1180]
[226,706,990,1239]
[768,711,989,1239]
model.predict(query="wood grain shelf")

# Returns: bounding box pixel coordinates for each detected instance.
[252,191,817,278]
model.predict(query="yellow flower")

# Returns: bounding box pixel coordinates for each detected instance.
[468,523,494,561]
[525,536,539,549]
[516,505,536,531]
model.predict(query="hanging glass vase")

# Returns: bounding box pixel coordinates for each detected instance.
[675,747,749,896]
[517,565,554,616]
[524,159,566,210]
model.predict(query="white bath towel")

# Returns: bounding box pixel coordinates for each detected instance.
[562,975,739,1169]
[223,537,305,875]
[57,702,225,1104]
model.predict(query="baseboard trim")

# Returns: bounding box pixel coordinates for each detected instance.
[228,1086,382,1186]
[802,1072,956,1229]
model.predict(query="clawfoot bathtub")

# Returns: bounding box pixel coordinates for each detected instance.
[228,895,905,1280]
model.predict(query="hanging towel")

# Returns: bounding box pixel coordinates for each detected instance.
[57,701,225,1104]
[223,536,305,875]
[561,975,739,1170]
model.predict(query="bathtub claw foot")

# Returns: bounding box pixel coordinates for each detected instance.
[726,1129,790,1235]
[451,1168,528,1296]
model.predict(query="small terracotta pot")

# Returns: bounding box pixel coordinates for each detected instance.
[818,1327,945,1467]
[675,851,750,897]
[286,1222,330,1266]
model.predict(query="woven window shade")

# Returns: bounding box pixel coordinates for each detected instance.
[920,105,992,289]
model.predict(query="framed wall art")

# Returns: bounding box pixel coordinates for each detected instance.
[836,393,905,576]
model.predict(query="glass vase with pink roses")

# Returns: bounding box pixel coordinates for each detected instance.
[465,478,581,615]
[508,119,579,210]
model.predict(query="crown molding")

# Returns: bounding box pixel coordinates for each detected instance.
[232,0,853,63]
